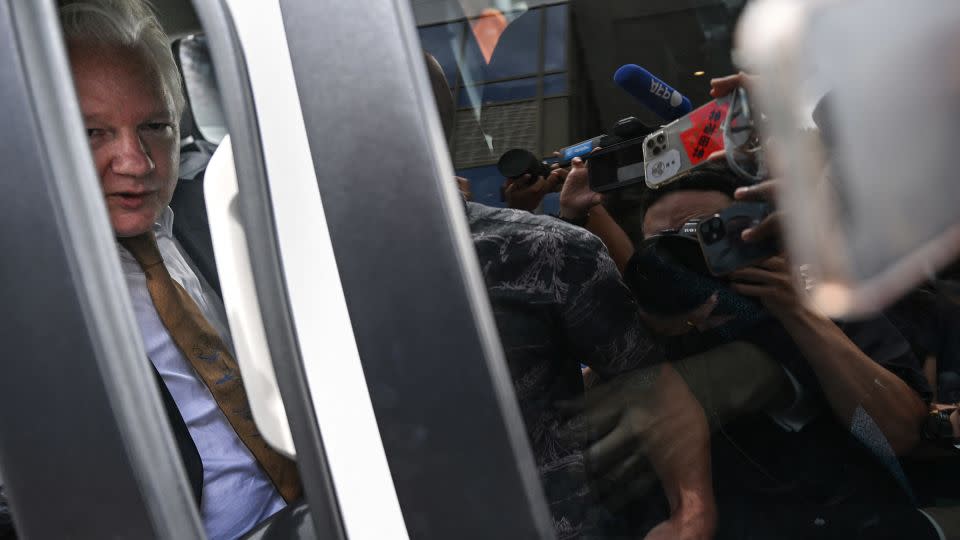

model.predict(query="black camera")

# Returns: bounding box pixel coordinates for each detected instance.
[698,216,726,245]
[495,117,655,192]
[645,203,777,276]
[497,148,553,181]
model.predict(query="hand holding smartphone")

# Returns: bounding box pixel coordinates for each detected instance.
[697,202,778,276]
[643,95,733,189]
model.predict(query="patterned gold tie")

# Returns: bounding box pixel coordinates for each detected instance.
[121,232,302,502]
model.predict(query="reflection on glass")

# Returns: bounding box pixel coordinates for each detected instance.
[468,8,508,64]
[456,164,504,207]
[417,22,464,87]
[543,73,567,97]
[458,77,538,107]
[178,35,227,143]
[412,2,954,540]
[544,4,568,71]
[461,9,539,84]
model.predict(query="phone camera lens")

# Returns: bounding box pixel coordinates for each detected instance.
[700,218,725,244]
[652,146,661,156]
[656,134,665,144]
[647,139,655,149]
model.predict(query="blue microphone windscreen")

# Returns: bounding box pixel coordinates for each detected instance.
[614,64,693,121]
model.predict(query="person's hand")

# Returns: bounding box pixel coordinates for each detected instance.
[562,365,663,511]
[734,179,783,243]
[569,364,717,538]
[706,71,761,163]
[729,256,804,319]
[638,293,733,337]
[558,157,603,219]
[709,71,755,99]
[504,170,563,212]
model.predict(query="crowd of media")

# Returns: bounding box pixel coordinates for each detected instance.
[426,45,960,540]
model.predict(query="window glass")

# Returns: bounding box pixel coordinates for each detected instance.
[542,72,566,97]
[456,164,505,208]
[457,77,538,107]
[412,1,953,539]
[543,4,567,72]
[178,34,227,144]
[417,22,463,87]
[460,9,540,84]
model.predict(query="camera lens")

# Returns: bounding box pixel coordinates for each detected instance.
[652,146,661,156]
[699,217,725,244]
[497,148,541,179]
[656,134,665,144]
[647,139,655,149]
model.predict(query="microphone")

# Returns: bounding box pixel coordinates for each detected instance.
[614,64,693,121]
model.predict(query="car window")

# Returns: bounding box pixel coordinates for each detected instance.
[408,2,954,539]
[178,34,227,144]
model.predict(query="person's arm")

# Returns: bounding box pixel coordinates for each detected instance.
[557,157,637,273]
[731,174,927,453]
[780,309,926,454]
[581,341,792,539]
[585,206,635,274]
[581,362,715,540]
[636,364,716,540]
[731,257,927,454]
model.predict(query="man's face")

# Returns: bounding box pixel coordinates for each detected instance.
[70,42,179,237]
[643,190,733,238]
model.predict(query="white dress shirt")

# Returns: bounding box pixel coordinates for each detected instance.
[119,207,286,540]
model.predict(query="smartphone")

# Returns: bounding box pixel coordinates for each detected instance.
[697,202,778,276]
[643,94,732,189]
[585,137,646,192]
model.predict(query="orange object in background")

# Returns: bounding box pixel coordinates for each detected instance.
[469,8,507,64]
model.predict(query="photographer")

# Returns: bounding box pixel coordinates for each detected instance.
[558,150,935,537]
[558,71,927,455]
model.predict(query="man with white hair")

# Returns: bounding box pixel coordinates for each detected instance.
[54,1,300,537]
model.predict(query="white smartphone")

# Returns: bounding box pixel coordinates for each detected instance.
[643,94,733,189]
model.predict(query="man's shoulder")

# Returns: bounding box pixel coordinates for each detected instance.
[465,202,602,249]
[466,201,562,230]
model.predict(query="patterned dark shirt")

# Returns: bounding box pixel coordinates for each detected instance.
[466,202,662,538]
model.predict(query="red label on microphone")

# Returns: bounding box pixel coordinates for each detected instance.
[681,99,729,165]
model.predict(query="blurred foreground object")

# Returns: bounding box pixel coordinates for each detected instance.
[737,0,960,318]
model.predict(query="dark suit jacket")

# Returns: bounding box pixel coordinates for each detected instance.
[154,368,204,505]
